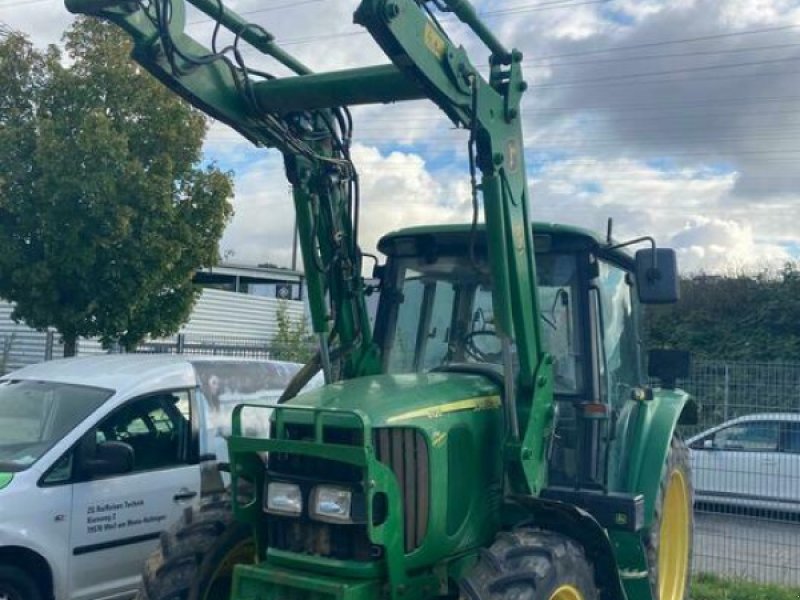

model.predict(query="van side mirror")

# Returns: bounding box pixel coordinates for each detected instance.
[85,441,134,477]
[648,349,690,389]
[635,248,679,304]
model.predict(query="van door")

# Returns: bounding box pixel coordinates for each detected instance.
[68,390,200,600]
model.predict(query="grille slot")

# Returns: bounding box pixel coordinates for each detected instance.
[374,428,429,553]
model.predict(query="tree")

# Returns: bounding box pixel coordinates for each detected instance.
[645,263,800,361]
[0,20,234,355]
[270,301,313,364]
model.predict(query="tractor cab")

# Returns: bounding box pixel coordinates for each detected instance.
[375,223,672,492]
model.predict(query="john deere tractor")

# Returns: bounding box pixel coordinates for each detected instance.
[65,1,695,598]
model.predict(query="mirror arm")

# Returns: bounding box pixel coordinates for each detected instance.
[606,236,658,270]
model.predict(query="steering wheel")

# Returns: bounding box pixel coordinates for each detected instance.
[464,330,503,364]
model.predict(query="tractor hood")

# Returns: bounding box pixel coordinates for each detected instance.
[285,371,502,428]
[0,472,12,491]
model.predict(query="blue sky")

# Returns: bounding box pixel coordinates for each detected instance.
[3,0,800,272]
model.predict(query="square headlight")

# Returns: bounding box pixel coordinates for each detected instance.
[310,485,353,523]
[265,482,302,516]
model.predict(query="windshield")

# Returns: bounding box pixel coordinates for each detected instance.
[0,380,113,472]
[383,253,584,394]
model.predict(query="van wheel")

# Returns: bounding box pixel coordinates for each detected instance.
[459,528,600,600]
[137,493,255,600]
[645,435,693,600]
[0,566,43,600]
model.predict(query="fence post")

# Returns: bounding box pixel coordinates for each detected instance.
[45,331,54,361]
[177,333,185,354]
[723,363,730,421]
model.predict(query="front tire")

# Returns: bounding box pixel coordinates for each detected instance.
[137,493,255,600]
[459,528,600,600]
[645,435,693,600]
[0,566,43,600]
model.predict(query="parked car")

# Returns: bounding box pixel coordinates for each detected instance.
[0,354,318,600]
[688,412,800,514]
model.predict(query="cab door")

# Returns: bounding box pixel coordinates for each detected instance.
[68,390,200,600]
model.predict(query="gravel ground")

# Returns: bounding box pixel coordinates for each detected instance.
[693,510,800,586]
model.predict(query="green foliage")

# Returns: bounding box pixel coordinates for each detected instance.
[0,20,234,354]
[645,263,800,361]
[692,573,800,600]
[271,301,313,364]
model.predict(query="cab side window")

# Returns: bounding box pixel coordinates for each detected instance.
[96,391,193,472]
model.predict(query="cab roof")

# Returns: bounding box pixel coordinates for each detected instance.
[378,222,635,268]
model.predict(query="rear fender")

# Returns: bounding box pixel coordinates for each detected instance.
[510,495,628,600]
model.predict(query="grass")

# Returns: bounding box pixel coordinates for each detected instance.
[692,573,800,600]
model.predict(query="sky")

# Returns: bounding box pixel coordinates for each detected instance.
[2,0,800,275]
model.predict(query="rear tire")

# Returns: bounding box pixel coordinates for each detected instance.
[0,566,43,600]
[645,435,693,600]
[137,493,255,600]
[459,528,600,600]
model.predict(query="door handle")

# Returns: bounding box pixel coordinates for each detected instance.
[173,488,198,502]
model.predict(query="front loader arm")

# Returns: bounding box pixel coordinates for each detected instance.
[66,0,553,494]
[66,0,383,380]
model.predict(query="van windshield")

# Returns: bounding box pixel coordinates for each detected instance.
[0,380,113,472]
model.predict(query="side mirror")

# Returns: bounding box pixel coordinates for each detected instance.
[85,441,134,477]
[648,349,691,389]
[635,248,679,304]
[703,439,715,450]
[678,397,699,426]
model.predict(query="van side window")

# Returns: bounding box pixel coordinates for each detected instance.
[40,390,197,485]
[96,391,193,472]
[782,422,800,454]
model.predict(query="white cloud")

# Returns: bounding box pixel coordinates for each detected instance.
[353,144,473,257]
[3,0,799,274]
[669,217,791,273]
[215,143,472,267]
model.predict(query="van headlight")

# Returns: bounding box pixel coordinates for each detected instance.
[310,486,353,523]
[264,482,302,516]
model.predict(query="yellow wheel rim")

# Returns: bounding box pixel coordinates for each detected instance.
[550,585,584,600]
[658,469,691,600]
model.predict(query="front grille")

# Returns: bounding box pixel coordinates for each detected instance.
[265,425,430,559]
[267,516,375,561]
[374,428,429,553]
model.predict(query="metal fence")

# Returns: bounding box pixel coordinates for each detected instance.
[677,361,800,586]
[136,333,314,363]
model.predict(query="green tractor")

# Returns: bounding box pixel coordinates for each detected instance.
[65,1,695,599]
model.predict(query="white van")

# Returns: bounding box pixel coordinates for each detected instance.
[0,355,310,600]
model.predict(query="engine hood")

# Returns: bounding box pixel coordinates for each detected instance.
[285,371,501,428]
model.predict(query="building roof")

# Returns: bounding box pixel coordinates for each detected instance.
[198,262,304,283]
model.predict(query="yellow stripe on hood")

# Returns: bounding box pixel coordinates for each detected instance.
[386,395,501,424]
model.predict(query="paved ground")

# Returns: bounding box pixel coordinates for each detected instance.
[694,510,800,586]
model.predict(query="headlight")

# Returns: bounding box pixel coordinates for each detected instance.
[311,485,353,523]
[265,482,302,516]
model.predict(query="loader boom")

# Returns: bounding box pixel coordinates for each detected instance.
[66,0,554,494]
